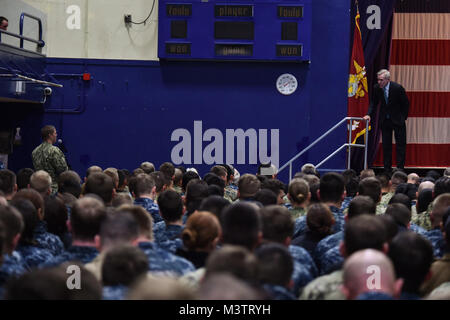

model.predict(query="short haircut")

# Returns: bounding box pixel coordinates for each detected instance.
[41,125,55,140]
[205,245,258,284]
[221,202,261,250]
[0,205,24,252]
[388,231,434,293]
[319,172,345,203]
[16,168,34,190]
[288,178,309,205]
[149,171,169,193]
[391,171,408,186]
[83,173,114,204]
[377,215,398,243]
[203,173,225,190]
[431,193,450,222]
[140,162,155,174]
[359,169,375,180]
[9,198,37,246]
[4,263,101,300]
[0,169,16,195]
[389,193,412,211]
[103,168,119,187]
[395,183,418,202]
[86,166,102,178]
[159,162,175,180]
[13,188,44,215]
[376,173,391,189]
[261,179,285,197]
[58,170,81,198]
[117,205,153,240]
[358,177,382,204]
[301,163,318,177]
[185,179,209,213]
[198,195,231,220]
[377,69,390,79]
[218,164,233,181]
[306,203,335,236]
[173,168,183,185]
[434,176,450,198]
[238,174,261,198]
[182,211,221,250]
[111,193,133,208]
[385,203,411,227]
[99,212,139,248]
[211,165,227,179]
[259,205,293,243]
[70,197,106,241]
[43,196,68,238]
[30,170,52,195]
[417,188,433,213]
[127,275,196,300]
[348,195,376,218]
[345,177,359,198]
[254,189,278,206]
[255,243,293,287]
[182,170,200,192]
[134,173,155,197]
[157,190,183,222]
[207,184,224,197]
[344,214,387,255]
[101,245,148,286]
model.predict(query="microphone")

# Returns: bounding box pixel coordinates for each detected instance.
[57,139,68,153]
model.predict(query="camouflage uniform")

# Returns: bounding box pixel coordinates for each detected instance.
[376,203,386,215]
[288,245,318,296]
[173,185,183,195]
[153,222,184,244]
[263,284,297,300]
[293,206,344,239]
[34,221,65,256]
[288,206,307,219]
[31,141,68,193]
[137,241,195,276]
[313,231,343,264]
[299,270,345,300]
[425,228,445,259]
[379,192,395,213]
[158,238,184,254]
[42,245,99,267]
[289,245,318,278]
[341,196,353,211]
[0,252,29,287]
[134,197,163,224]
[318,246,344,276]
[411,208,432,231]
[16,244,55,268]
[409,223,428,237]
[224,185,238,202]
[356,292,394,300]
[102,285,128,300]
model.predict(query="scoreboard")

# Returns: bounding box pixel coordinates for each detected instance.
[158,0,312,61]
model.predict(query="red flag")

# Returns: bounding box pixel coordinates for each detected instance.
[348,6,369,144]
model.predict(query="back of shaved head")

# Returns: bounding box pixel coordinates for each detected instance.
[343,249,402,300]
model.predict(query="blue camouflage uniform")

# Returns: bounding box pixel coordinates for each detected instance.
[341,196,353,211]
[34,221,65,256]
[288,245,318,296]
[293,206,345,239]
[409,223,428,237]
[289,245,318,277]
[102,285,128,300]
[158,238,184,253]
[153,222,184,244]
[0,252,29,287]
[16,244,55,268]
[263,284,297,300]
[134,197,163,224]
[318,246,344,275]
[313,231,343,272]
[137,241,195,276]
[42,245,99,267]
[425,228,445,259]
[356,292,394,300]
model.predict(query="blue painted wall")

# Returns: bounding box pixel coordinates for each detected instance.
[8,0,350,183]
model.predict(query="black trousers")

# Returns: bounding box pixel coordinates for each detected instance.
[381,119,406,170]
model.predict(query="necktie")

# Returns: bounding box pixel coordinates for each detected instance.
[384,87,389,103]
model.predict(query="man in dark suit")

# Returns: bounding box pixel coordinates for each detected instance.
[364,69,409,172]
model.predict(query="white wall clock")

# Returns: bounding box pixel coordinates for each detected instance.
[276,73,298,95]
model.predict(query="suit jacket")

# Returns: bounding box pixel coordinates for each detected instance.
[367,81,409,126]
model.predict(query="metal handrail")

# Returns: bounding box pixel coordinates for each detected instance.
[279,117,369,182]
[0,13,45,51]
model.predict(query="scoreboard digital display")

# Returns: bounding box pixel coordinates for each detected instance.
[158,0,311,61]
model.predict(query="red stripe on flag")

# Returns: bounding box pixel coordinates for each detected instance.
[391,39,450,65]
[373,143,450,167]
[407,92,450,117]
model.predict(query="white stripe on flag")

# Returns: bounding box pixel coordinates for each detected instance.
[385,117,450,144]
[390,65,450,92]
[392,13,450,40]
